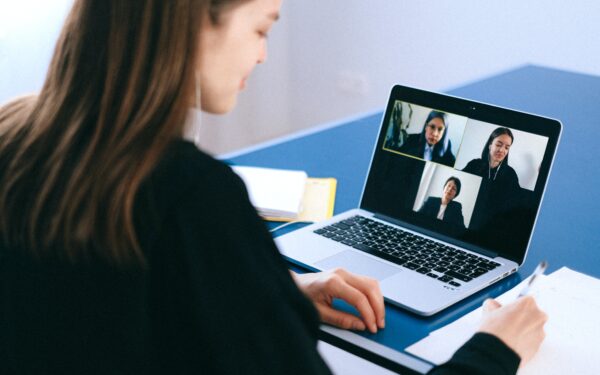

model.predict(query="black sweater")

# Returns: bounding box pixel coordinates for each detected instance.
[0,140,519,374]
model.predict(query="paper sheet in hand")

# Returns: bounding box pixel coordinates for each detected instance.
[405,267,600,374]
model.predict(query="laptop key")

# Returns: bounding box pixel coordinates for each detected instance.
[445,270,473,282]
[448,281,461,287]
[416,267,430,274]
[426,273,438,278]
[471,268,489,277]
[394,258,408,266]
[438,275,453,283]
[332,223,351,230]
[353,243,374,252]
[404,262,420,270]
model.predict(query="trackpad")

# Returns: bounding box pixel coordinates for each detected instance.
[314,250,400,281]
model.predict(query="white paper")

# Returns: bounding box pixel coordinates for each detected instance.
[406,267,600,374]
[232,165,307,219]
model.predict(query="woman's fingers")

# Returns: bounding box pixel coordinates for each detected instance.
[292,269,386,333]
[336,269,385,329]
[318,304,366,331]
[483,298,502,313]
[327,272,378,333]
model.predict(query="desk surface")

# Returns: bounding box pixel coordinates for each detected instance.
[227,65,600,367]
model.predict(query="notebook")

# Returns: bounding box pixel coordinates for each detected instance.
[232,166,307,220]
[232,166,337,222]
[275,85,562,316]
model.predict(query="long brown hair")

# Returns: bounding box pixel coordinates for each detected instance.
[0,0,245,266]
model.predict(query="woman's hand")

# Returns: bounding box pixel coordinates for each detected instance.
[477,296,548,366]
[291,268,385,333]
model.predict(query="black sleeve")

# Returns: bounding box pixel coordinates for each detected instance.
[428,333,520,375]
[462,159,479,174]
[418,198,432,214]
[447,201,466,229]
[164,161,332,375]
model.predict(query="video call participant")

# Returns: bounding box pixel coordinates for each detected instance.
[418,176,466,229]
[0,1,546,374]
[462,127,521,230]
[399,110,456,167]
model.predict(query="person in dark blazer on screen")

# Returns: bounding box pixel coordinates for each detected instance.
[399,110,456,167]
[419,176,466,229]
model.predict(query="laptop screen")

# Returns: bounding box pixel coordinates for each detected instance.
[361,85,561,264]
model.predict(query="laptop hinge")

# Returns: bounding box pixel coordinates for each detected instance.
[373,213,499,259]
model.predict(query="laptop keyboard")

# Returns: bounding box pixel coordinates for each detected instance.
[313,216,501,287]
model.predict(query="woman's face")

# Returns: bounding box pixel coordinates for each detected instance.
[488,134,512,165]
[197,0,281,114]
[442,180,458,202]
[424,117,445,146]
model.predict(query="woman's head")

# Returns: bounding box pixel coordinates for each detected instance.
[482,127,514,166]
[420,110,450,156]
[442,176,461,203]
[198,0,281,113]
[0,0,280,265]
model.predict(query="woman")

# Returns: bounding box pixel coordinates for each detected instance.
[399,110,456,167]
[0,1,545,374]
[419,177,466,228]
[463,127,521,230]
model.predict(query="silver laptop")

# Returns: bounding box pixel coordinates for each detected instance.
[275,85,562,316]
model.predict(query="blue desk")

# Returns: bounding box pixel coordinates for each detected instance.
[227,65,600,371]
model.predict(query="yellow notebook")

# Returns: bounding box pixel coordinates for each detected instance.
[265,177,337,223]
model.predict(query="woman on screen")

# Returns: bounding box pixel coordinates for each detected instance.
[399,110,456,167]
[0,0,545,373]
[463,127,521,229]
[419,177,466,228]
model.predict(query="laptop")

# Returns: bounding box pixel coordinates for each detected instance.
[275,85,562,316]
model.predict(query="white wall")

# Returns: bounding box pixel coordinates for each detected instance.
[280,0,600,157]
[0,0,72,101]
[2,1,600,155]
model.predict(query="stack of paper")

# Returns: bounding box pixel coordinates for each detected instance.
[405,267,600,374]
[232,166,307,220]
[232,165,337,222]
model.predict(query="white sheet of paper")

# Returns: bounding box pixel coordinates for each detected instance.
[406,267,600,374]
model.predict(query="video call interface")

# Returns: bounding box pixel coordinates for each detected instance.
[362,100,550,262]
